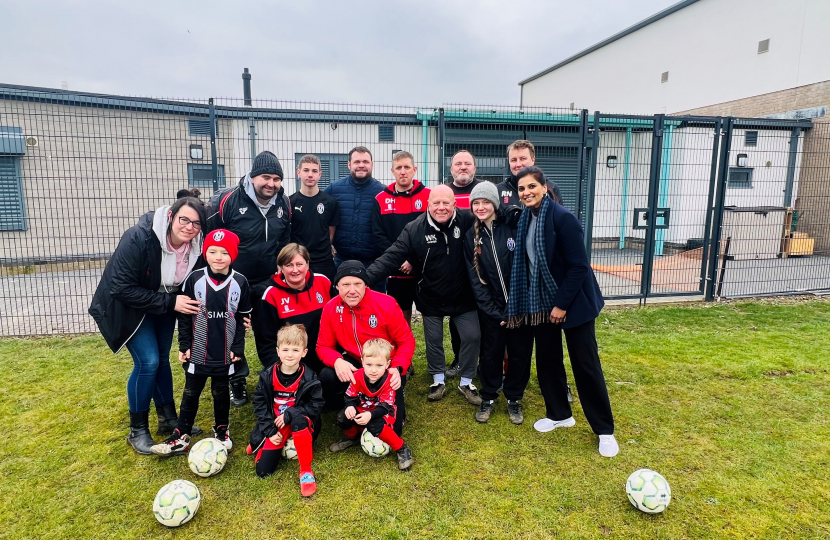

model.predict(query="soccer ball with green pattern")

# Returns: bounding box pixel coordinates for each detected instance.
[625,469,671,514]
[188,437,228,477]
[152,479,201,527]
[360,429,390,458]
[282,437,298,460]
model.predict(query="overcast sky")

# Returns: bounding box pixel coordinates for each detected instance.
[3,0,678,107]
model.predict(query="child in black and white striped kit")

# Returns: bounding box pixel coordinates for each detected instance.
[151,229,252,457]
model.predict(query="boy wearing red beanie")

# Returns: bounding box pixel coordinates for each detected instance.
[152,229,252,456]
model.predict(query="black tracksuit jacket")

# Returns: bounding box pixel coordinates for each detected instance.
[496,174,563,210]
[463,208,521,322]
[367,210,476,317]
[249,364,325,452]
[207,177,292,287]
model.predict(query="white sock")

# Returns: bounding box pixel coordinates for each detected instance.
[433,373,445,385]
[460,377,472,387]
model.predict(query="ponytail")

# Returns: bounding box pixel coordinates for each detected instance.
[473,220,486,285]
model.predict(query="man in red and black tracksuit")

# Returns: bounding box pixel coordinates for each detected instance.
[371,150,430,325]
[256,270,331,373]
[316,261,415,435]
[206,151,292,406]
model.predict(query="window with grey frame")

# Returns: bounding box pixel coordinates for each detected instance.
[188,163,226,188]
[727,167,753,189]
[0,156,26,231]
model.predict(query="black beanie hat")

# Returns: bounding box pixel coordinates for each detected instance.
[250,151,284,179]
[333,260,370,286]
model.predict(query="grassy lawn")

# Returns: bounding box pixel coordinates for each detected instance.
[2,298,830,539]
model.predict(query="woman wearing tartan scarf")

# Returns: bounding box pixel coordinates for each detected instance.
[507,166,619,458]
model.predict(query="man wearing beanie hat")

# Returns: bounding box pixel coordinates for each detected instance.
[317,260,415,437]
[154,228,253,454]
[207,151,292,406]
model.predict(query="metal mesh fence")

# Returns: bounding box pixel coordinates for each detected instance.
[0,85,827,336]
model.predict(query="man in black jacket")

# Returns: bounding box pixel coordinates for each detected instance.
[367,185,482,406]
[497,140,562,209]
[207,151,292,405]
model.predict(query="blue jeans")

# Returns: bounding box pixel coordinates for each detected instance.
[334,255,387,294]
[125,311,176,413]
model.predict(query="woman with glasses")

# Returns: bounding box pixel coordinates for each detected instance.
[90,190,208,455]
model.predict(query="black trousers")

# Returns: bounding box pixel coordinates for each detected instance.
[177,371,230,436]
[478,313,533,402]
[518,319,614,435]
[255,415,312,478]
[319,355,407,435]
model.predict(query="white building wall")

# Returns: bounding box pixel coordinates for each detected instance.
[231,120,440,194]
[521,0,830,114]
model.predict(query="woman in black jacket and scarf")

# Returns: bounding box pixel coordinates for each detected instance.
[508,167,618,458]
[463,182,532,425]
[89,192,206,454]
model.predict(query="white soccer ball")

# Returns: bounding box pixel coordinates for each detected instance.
[626,469,672,514]
[282,437,298,460]
[360,428,391,458]
[152,479,201,527]
[188,437,228,478]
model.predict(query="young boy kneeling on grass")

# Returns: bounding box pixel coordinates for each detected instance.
[152,229,251,456]
[248,324,324,496]
[330,338,414,470]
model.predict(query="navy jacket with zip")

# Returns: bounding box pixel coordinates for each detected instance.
[325,174,385,260]
[207,176,291,287]
[463,208,521,322]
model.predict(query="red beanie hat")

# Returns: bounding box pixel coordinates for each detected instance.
[202,229,240,263]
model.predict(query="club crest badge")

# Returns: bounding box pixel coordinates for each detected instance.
[317,203,325,214]
[239,207,248,215]
[212,231,225,241]
[414,199,423,210]
[453,226,460,239]
[316,292,324,304]
[369,314,378,328]
[277,207,284,218]
[507,238,516,251]
[504,197,510,204]
[231,291,239,302]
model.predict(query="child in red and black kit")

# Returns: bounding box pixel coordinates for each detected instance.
[151,229,251,456]
[336,338,414,470]
[248,324,324,496]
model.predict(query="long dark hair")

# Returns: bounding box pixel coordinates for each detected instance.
[167,188,207,237]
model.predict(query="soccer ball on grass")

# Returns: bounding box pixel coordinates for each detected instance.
[360,428,391,458]
[625,469,671,514]
[152,479,200,527]
[188,437,228,477]
[282,437,298,460]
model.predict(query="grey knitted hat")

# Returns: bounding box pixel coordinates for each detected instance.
[469,181,500,210]
[250,151,284,179]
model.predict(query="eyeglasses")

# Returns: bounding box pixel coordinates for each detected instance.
[177,216,202,230]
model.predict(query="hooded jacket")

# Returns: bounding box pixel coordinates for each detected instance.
[366,210,476,317]
[255,271,332,373]
[88,207,202,353]
[371,180,430,277]
[207,175,291,286]
[324,174,385,260]
[249,363,324,453]
[463,208,521,322]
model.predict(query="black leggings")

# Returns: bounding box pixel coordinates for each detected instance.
[255,415,312,478]
[177,371,230,436]
[336,409,387,437]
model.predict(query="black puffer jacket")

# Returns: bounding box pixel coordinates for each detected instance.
[89,211,183,353]
[463,208,521,322]
[496,174,563,210]
[249,364,324,453]
[207,176,291,286]
[367,210,475,317]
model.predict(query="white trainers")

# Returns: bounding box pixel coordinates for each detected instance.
[598,434,619,457]
[533,416,576,433]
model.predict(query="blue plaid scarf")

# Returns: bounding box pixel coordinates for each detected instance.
[507,196,559,328]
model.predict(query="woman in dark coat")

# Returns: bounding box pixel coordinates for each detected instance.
[89,192,206,455]
[508,166,618,458]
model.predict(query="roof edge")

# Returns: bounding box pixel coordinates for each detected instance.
[518,0,700,86]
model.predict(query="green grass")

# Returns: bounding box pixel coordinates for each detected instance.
[2,298,830,539]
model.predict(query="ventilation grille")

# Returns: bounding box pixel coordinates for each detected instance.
[661,71,669,83]
[188,119,213,137]
[758,39,770,54]
[745,131,758,147]
[379,124,395,143]
[25,136,38,147]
